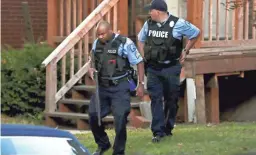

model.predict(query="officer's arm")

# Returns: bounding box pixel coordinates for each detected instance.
[137,61,144,86]
[122,39,144,84]
[138,42,145,58]
[174,19,200,53]
[137,22,149,58]
[184,32,200,53]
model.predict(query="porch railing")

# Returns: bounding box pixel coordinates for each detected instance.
[187,0,256,48]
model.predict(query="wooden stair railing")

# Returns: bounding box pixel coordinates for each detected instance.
[42,0,121,113]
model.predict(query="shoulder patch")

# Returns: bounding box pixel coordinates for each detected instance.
[127,43,137,53]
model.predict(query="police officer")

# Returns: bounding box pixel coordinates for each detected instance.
[88,20,144,155]
[137,0,200,142]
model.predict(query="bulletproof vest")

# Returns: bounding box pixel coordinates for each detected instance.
[144,15,183,68]
[94,35,130,78]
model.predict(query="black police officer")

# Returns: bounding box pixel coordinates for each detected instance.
[88,20,145,155]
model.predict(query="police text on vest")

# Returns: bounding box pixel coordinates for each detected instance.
[107,50,117,54]
[148,30,168,38]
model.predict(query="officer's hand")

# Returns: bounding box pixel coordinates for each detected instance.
[136,84,144,98]
[179,51,186,65]
[88,68,97,80]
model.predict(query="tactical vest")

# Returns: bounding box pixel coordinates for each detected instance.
[144,15,183,69]
[94,35,130,78]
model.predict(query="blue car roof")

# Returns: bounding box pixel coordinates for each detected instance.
[1,124,74,138]
[1,124,91,154]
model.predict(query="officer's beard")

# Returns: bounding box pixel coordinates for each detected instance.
[99,33,114,43]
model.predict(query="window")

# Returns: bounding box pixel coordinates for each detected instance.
[1,136,90,155]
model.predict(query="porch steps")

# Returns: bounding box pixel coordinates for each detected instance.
[59,98,141,108]
[44,111,114,130]
[45,84,151,130]
[73,85,96,92]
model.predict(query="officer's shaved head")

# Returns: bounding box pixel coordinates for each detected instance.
[96,20,113,43]
[96,21,111,30]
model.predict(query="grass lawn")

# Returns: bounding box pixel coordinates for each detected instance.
[2,115,256,155]
[1,114,43,125]
[76,122,256,155]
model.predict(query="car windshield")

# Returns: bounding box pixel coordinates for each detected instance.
[1,136,90,155]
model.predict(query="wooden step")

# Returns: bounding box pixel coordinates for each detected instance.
[45,109,151,130]
[59,98,141,108]
[59,99,90,106]
[44,111,115,130]
[73,85,96,92]
[45,111,114,122]
[73,84,149,94]
[58,99,90,113]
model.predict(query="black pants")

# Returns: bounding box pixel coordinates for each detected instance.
[146,64,181,137]
[89,80,131,155]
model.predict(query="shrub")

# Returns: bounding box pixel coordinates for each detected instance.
[1,43,53,120]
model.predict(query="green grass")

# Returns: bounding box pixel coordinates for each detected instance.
[1,114,43,125]
[76,122,256,155]
[2,115,256,155]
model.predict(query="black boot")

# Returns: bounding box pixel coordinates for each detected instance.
[92,144,111,155]
[152,134,166,143]
[164,128,173,137]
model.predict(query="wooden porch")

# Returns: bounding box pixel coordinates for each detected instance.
[182,0,256,123]
[43,0,256,129]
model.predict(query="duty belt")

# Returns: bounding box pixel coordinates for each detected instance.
[148,59,179,71]
[99,75,128,87]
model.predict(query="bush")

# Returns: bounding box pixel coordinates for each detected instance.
[1,43,53,120]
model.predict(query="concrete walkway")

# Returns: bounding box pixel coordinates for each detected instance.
[64,129,91,135]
